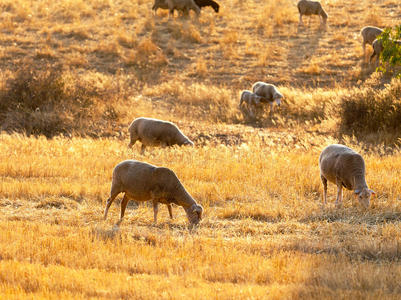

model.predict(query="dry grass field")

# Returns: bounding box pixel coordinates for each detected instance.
[0,0,401,298]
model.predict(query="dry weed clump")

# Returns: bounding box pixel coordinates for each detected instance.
[339,78,401,140]
[0,62,129,138]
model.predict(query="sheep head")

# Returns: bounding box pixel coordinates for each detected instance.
[354,188,375,208]
[273,94,282,107]
[185,203,203,225]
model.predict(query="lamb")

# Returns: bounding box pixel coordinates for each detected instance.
[360,26,383,59]
[194,0,219,13]
[239,90,265,121]
[128,117,194,154]
[103,160,203,226]
[252,82,283,115]
[370,38,401,67]
[319,144,375,208]
[297,0,328,26]
[166,0,200,17]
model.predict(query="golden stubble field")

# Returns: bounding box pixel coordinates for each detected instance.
[0,0,401,298]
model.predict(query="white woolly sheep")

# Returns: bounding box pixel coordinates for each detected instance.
[167,0,200,17]
[360,26,383,59]
[239,90,265,121]
[103,160,203,226]
[370,38,401,67]
[128,117,194,154]
[297,0,328,26]
[252,82,283,115]
[319,144,375,208]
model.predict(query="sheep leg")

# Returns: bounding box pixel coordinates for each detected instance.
[299,14,303,26]
[153,200,159,223]
[104,189,120,220]
[335,179,343,207]
[119,193,130,221]
[167,204,173,219]
[321,175,327,205]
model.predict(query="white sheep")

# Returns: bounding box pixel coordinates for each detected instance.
[239,90,265,121]
[370,38,401,67]
[252,82,283,115]
[360,26,383,59]
[167,0,200,17]
[319,144,375,208]
[103,160,203,226]
[128,117,194,154]
[297,0,328,26]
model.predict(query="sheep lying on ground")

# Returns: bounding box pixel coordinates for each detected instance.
[167,0,200,17]
[319,144,375,208]
[103,160,203,226]
[239,90,265,121]
[194,0,219,12]
[360,26,383,59]
[128,117,193,154]
[252,82,283,115]
[370,38,401,67]
[297,0,328,26]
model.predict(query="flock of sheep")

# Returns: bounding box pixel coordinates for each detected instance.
[103,0,386,227]
[103,116,375,227]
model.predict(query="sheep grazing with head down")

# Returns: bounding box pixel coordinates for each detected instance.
[103,160,203,226]
[152,0,169,14]
[319,144,375,208]
[252,82,283,115]
[194,0,219,12]
[128,117,194,154]
[239,90,265,121]
[297,0,328,26]
[370,38,401,67]
[167,0,200,17]
[360,26,383,59]
[152,0,200,16]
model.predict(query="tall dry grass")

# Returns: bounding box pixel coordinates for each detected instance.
[1,133,401,298]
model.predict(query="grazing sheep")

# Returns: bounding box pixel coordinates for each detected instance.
[167,0,200,17]
[194,0,219,12]
[370,38,401,67]
[103,160,203,226]
[128,117,194,154]
[319,144,375,208]
[360,26,383,59]
[252,82,283,115]
[152,0,169,14]
[297,0,328,26]
[239,90,265,121]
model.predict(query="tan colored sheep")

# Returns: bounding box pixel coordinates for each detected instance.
[167,0,200,17]
[297,0,328,26]
[103,160,203,226]
[252,82,283,115]
[128,117,193,154]
[360,26,383,59]
[370,38,401,67]
[239,90,265,121]
[319,144,375,208]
